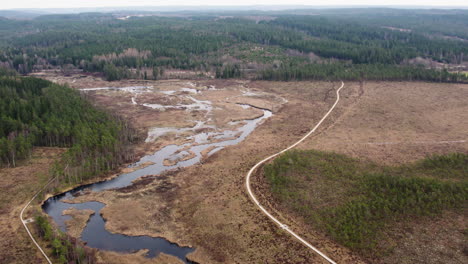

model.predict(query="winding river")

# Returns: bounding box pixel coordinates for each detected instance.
[43,101,272,263]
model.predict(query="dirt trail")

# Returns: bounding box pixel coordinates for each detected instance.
[0,148,66,264]
[245,82,344,264]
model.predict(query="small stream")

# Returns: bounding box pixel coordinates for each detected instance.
[43,103,272,262]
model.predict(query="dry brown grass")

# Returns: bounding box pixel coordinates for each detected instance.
[63,208,95,238]
[98,250,184,264]
[303,82,468,164]
[70,81,360,263]
[380,211,467,264]
[294,81,468,263]
[0,147,65,264]
[20,76,468,263]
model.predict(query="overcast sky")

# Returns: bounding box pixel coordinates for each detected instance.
[2,0,467,10]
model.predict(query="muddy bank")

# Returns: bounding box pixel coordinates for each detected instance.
[43,107,273,262]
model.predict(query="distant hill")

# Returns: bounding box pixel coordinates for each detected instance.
[0,10,47,19]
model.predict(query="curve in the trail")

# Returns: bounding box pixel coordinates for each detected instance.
[20,177,56,264]
[245,81,345,264]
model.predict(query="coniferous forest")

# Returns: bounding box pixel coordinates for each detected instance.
[0,8,467,82]
[0,73,140,183]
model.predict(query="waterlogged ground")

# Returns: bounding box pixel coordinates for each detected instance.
[41,77,284,262]
[32,77,361,263]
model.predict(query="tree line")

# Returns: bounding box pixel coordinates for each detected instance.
[0,74,140,184]
[0,11,467,82]
[258,62,468,82]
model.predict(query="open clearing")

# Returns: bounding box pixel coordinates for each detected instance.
[302,82,468,164]
[16,73,468,263]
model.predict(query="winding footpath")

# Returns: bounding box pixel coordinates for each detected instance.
[20,177,56,264]
[245,81,345,264]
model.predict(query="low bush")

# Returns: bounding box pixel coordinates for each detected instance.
[265,150,467,254]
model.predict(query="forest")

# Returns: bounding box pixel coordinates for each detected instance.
[258,63,468,82]
[0,8,467,82]
[0,73,140,184]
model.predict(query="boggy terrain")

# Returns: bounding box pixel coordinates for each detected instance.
[35,72,357,263]
[27,73,468,263]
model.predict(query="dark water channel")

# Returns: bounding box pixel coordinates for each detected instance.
[42,109,272,262]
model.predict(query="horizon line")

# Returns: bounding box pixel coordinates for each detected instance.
[3,4,468,11]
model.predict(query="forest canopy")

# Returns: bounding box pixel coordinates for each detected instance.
[0,8,467,82]
[0,74,139,183]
